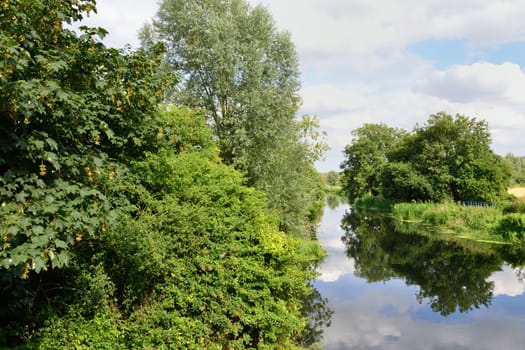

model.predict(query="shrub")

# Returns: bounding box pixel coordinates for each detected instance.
[495,214,525,241]
[501,200,525,214]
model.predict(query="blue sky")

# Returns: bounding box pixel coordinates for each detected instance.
[78,0,525,172]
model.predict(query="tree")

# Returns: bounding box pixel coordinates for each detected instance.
[381,161,434,202]
[1,2,325,346]
[1,0,165,278]
[341,113,511,203]
[505,153,525,185]
[153,0,300,168]
[389,112,510,202]
[340,123,406,201]
[0,0,167,343]
[326,171,340,187]
[151,0,326,236]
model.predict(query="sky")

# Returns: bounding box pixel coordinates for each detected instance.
[77,0,525,172]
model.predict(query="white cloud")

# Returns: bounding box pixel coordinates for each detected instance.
[75,0,525,171]
[415,62,525,103]
[321,282,525,350]
[316,253,355,282]
[250,0,525,65]
[74,0,158,48]
[488,265,525,297]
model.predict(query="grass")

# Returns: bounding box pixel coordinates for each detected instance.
[350,187,525,244]
[353,195,392,212]
[391,200,525,244]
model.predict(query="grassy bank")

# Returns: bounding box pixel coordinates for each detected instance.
[392,201,525,244]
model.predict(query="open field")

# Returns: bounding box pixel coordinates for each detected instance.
[508,187,525,200]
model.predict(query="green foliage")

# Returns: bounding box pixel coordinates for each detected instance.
[1,1,324,348]
[502,199,525,214]
[326,171,340,187]
[1,0,167,278]
[388,112,510,202]
[340,123,406,201]
[152,0,326,236]
[352,195,392,212]
[341,112,511,204]
[505,153,525,185]
[99,150,318,348]
[390,202,525,243]
[495,214,525,241]
[154,0,301,165]
[33,264,125,350]
[381,162,434,202]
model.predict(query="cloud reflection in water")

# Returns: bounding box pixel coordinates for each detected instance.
[314,203,525,350]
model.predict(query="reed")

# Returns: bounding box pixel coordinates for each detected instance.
[392,201,504,242]
[353,195,392,212]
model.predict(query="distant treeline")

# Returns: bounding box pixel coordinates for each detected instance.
[341,112,512,204]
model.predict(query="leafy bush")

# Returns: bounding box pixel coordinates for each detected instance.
[422,205,451,225]
[495,214,525,241]
[1,1,325,348]
[501,200,525,214]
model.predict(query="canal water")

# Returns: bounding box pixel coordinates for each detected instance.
[313,202,525,349]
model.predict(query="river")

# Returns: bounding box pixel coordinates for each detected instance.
[313,202,525,349]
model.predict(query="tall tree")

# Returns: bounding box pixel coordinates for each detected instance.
[341,113,511,203]
[152,0,325,235]
[505,153,525,185]
[340,123,406,201]
[153,0,301,169]
[389,112,510,202]
[0,1,324,346]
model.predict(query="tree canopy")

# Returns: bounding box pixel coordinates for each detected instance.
[0,1,327,348]
[341,112,511,203]
[150,0,327,236]
[505,153,525,185]
[340,123,406,202]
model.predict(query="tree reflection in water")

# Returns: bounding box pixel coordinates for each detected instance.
[341,208,506,316]
[299,283,333,348]
[326,195,344,210]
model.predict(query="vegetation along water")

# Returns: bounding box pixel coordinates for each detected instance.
[341,112,525,245]
[3,0,525,349]
[0,0,328,348]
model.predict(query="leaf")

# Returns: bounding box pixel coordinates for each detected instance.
[93,155,104,168]
[31,225,45,236]
[15,191,28,203]
[54,239,68,249]
[45,194,55,203]
[45,137,59,151]
[32,139,45,150]
[34,255,47,273]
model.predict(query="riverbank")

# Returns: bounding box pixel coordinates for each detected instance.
[392,201,525,244]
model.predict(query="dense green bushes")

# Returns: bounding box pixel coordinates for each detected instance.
[341,113,511,203]
[0,1,326,348]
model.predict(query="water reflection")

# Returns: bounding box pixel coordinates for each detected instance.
[326,195,344,210]
[300,284,333,347]
[314,203,525,350]
[341,209,500,315]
